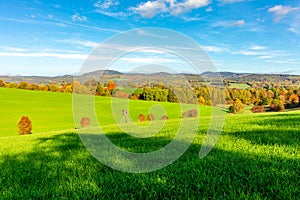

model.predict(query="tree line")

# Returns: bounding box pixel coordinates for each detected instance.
[1,79,299,113]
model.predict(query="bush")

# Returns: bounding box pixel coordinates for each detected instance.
[160,115,169,120]
[289,94,299,105]
[251,106,265,113]
[229,99,243,114]
[147,113,155,121]
[181,109,198,118]
[138,114,145,122]
[18,116,32,135]
[271,99,285,112]
[113,91,129,99]
[80,117,90,128]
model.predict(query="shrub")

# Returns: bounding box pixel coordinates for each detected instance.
[113,91,129,99]
[289,94,299,105]
[80,117,90,128]
[271,99,285,112]
[251,106,265,113]
[181,109,198,118]
[229,99,243,114]
[138,114,145,122]
[160,115,169,120]
[18,116,32,135]
[147,113,155,121]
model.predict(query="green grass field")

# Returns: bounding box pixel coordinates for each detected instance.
[0,88,212,137]
[228,83,250,89]
[0,88,299,199]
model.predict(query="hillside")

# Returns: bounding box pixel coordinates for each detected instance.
[0,110,299,199]
[1,70,300,85]
[0,88,213,137]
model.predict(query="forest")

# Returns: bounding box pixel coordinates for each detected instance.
[1,77,299,114]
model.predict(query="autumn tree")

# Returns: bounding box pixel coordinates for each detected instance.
[289,93,299,105]
[0,80,4,87]
[229,99,243,114]
[18,116,32,135]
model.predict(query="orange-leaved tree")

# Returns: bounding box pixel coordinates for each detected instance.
[18,116,32,135]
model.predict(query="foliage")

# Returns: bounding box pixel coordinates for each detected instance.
[251,106,265,113]
[138,114,145,122]
[147,113,155,121]
[229,98,243,114]
[80,117,90,128]
[113,91,129,99]
[160,115,169,120]
[17,116,32,135]
[181,108,198,118]
[289,93,299,105]
[270,99,285,112]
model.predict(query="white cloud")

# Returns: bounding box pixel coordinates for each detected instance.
[213,20,245,27]
[234,20,245,26]
[94,0,119,9]
[202,45,227,53]
[74,40,100,48]
[170,0,210,16]
[0,52,87,59]
[48,14,54,19]
[268,5,299,22]
[258,55,273,59]
[95,10,127,18]
[71,13,87,22]
[218,0,244,4]
[56,39,100,48]
[250,45,267,51]
[206,7,213,12]
[120,57,176,63]
[130,0,210,18]
[0,46,27,52]
[130,1,168,18]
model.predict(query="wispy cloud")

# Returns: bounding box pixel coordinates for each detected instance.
[250,45,267,51]
[129,0,168,18]
[94,0,120,9]
[0,46,27,52]
[218,0,244,4]
[129,0,210,18]
[169,0,210,16]
[95,10,127,18]
[268,5,299,22]
[0,16,121,33]
[71,13,87,22]
[57,39,100,48]
[202,45,227,53]
[0,52,87,59]
[212,19,245,27]
[266,59,300,65]
[206,7,213,12]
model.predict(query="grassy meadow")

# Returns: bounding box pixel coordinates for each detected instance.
[0,88,299,199]
[0,87,212,137]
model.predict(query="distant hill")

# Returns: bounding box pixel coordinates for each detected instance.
[1,70,300,85]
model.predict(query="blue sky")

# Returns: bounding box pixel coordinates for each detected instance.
[0,0,299,76]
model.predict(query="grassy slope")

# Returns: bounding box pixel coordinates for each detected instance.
[0,113,299,199]
[228,83,250,89]
[0,88,212,137]
[0,88,299,199]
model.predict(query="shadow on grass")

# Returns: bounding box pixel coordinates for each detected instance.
[225,113,300,146]
[0,130,299,199]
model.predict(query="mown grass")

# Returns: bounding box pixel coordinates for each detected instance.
[0,88,212,137]
[0,88,299,199]
[0,112,299,199]
[228,83,250,89]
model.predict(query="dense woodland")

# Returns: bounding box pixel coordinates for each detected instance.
[1,77,300,114]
